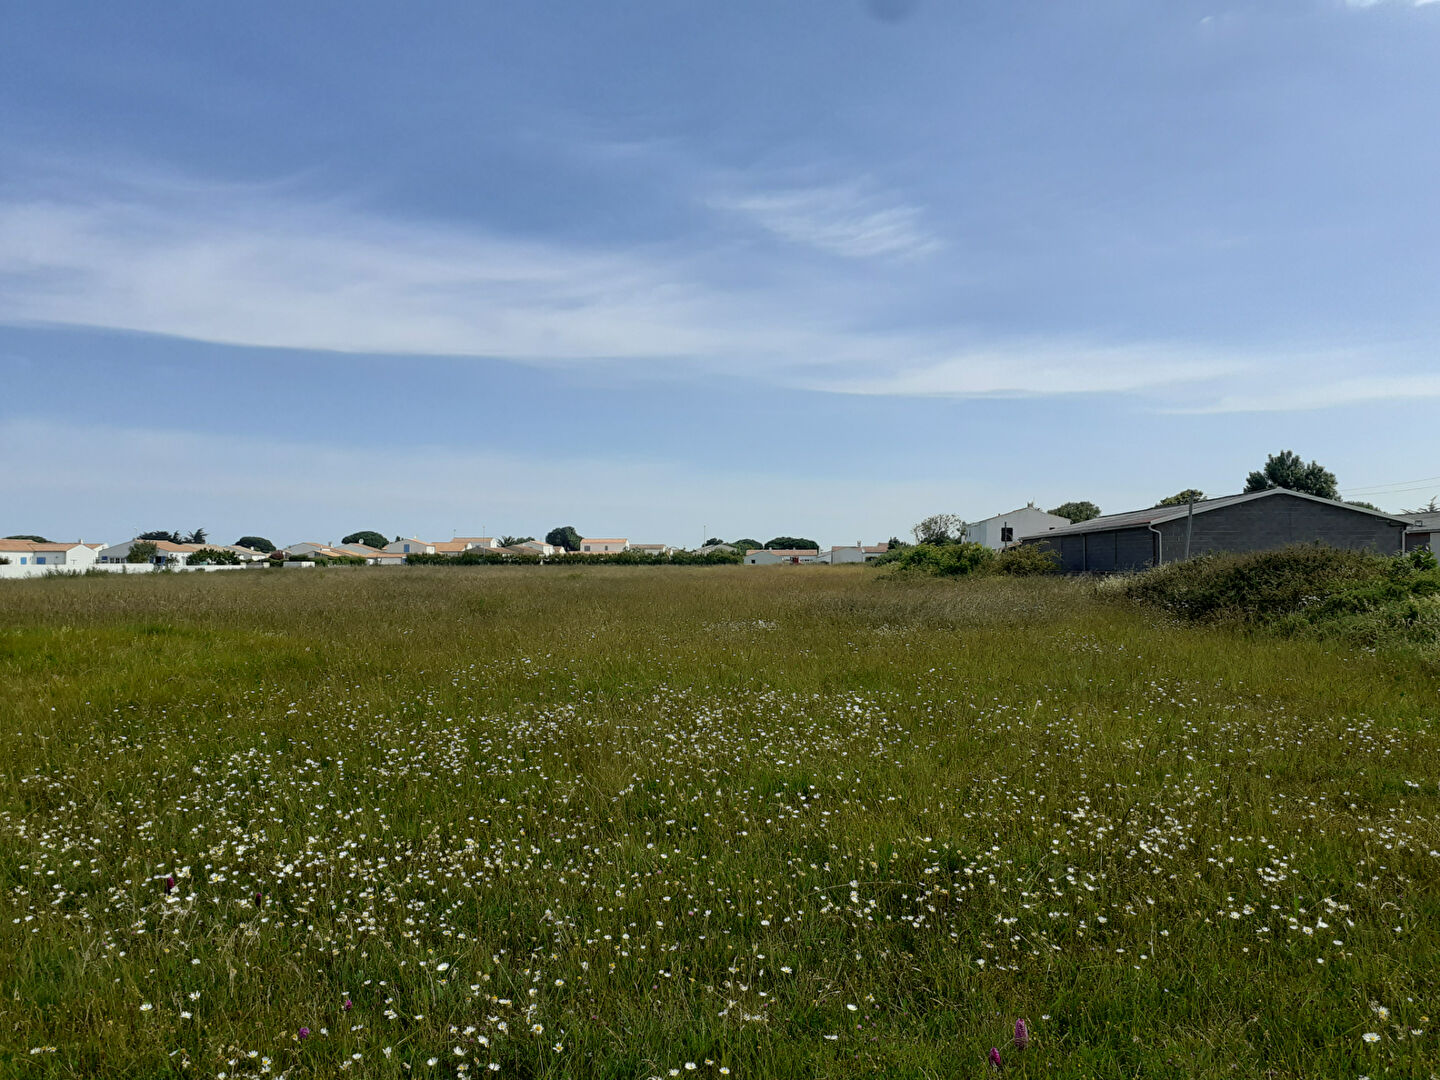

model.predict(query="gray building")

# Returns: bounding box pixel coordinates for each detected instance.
[1405,511,1439,553]
[1022,488,1415,573]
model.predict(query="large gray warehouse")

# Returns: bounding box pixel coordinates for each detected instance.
[1022,488,1414,573]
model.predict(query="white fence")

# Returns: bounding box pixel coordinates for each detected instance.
[0,562,253,580]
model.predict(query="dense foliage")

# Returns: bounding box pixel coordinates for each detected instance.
[1157,489,1205,507]
[186,547,241,566]
[545,526,582,552]
[341,531,388,549]
[1047,500,1100,523]
[4,534,48,543]
[1243,450,1339,500]
[124,541,158,564]
[1124,543,1440,651]
[234,536,276,553]
[763,536,819,551]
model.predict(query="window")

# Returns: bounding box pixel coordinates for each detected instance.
[19,557,27,565]
[403,543,410,553]
[36,556,46,565]
[1000,526,1014,543]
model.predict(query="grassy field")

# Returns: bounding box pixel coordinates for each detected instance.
[1,566,1438,1079]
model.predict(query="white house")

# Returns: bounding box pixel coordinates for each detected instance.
[384,538,436,555]
[579,538,628,554]
[221,544,270,562]
[745,548,822,565]
[696,543,736,556]
[0,539,104,569]
[514,540,556,556]
[965,504,1071,550]
[336,542,384,558]
[284,541,349,558]
[826,543,890,564]
[629,543,672,556]
[98,539,203,565]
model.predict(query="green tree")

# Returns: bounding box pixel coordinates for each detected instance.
[732,538,762,551]
[183,528,208,545]
[126,541,159,564]
[1048,501,1101,524]
[1345,500,1384,513]
[911,513,966,545]
[188,547,240,565]
[1243,451,1338,499]
[1157,489,1205,507]
[1402,496,1440,514]
[703,537,726,547]
[500,535,535,547]
[545,526,582,552]
[764,536,819,551]
[342,530,388,549]
[139,530,182,543]
[4,534,48,543]
[235,536,275,553]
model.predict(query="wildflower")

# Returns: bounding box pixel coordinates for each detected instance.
[139,1003,153,1012]
[1014,1019,1030,1049]
[989,1047,1003,1068]
[343,998,353,1011]
[1362,1032,1380,1044]
[298,1028,310,1040]
[164,875,176,894]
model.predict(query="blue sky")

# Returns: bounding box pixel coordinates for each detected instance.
[4,0,1440,548]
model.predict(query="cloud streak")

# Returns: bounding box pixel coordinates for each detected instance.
[711,183,941,260]
[0,158,1432,414]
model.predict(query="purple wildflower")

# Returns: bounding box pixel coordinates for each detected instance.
[989,1047,1002,1068]
[1014,1018,1030,1049]
[343,998,353,1011]
[298,1027,310,1040]
[164,875,176,895]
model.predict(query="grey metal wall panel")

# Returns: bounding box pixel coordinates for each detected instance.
[1155,493,1406,562]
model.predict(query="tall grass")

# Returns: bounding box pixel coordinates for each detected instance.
[1,567,1437,1078]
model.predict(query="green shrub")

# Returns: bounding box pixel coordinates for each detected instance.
[1123,543,1440,651]
[188,547,241,565]
[992,544,1060,576]
[884,542,995,577]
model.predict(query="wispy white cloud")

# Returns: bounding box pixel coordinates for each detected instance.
[711,182,941,260]
[810,343,1242,398]
[1172,372,1440,413]
[0,158,1433,415]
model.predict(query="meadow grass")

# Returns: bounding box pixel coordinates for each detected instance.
[1,566,1437,1079]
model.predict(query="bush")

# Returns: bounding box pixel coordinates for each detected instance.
[188,547,241,566]
[992,544,1060,576]
[126,541,158,564]
[883,542,995,577]
[1123,544,1440,651]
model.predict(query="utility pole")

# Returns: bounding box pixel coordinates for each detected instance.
[1184,494,1195,560]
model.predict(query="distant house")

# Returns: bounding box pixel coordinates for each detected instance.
[98,540,203,565]
[826,543,890,564]
[579,538,628,554]
[629,543,672,556]
[513,540,556,556]
[745,548,822,565]
[221,544,269,562]
[384,538,436,555]
[696,543,736,556]
[284,541,351,559]
[965,504,1070,550]
[1404,511,1440,552]
[1023,488,1413,573]
[336,542,384,558]
[431,537,500,554]
[0,539,104,568]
